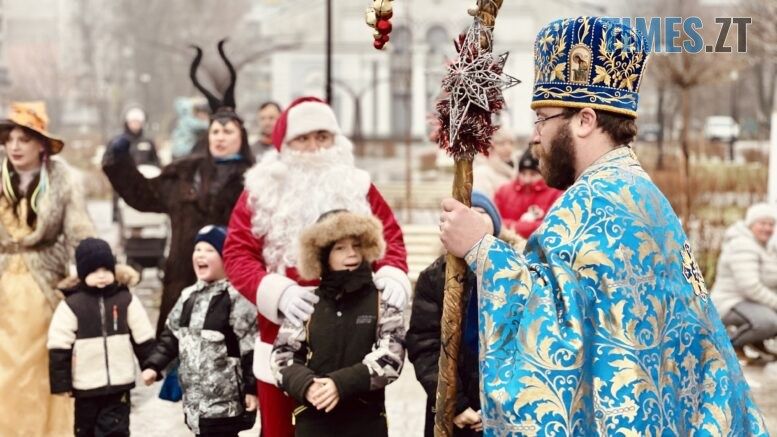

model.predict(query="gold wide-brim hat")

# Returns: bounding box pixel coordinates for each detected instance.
[0,101,64,154]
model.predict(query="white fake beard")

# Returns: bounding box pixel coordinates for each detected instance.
[245,136,372,273]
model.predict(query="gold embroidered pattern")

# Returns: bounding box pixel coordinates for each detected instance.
[592,25,645,91]
[682,242,709,300]
[533,85,637,106]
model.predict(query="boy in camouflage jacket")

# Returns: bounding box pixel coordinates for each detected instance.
[270,210,406,437]
[141,226,257,437]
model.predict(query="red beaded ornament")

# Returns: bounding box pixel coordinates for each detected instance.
[376,19,392,35]
[365,0,394,50]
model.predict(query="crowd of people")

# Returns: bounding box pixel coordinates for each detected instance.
[0,15,774,437]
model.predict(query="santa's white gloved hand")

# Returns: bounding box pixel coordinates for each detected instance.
[278,285,319,327]
[375,277,407,309]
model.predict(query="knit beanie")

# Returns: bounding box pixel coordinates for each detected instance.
[471,191,502,237]
[194,225,227,257]
[518,147,540,173]
[744,203,777,227]
[75,238,116,281]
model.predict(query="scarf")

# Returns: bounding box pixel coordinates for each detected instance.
[318,262,374,300]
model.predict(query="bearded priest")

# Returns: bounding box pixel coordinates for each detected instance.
[439,17,767,436]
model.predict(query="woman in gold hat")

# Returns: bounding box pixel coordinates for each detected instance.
[0,101,94,436]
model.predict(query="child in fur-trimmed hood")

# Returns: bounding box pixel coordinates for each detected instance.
[270,210,406,437]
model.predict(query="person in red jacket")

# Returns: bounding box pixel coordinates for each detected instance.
[494,145,563,238]
[222,97,410,437]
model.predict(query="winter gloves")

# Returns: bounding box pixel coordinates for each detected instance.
[279,276,407,327]
[374,277,407,309]
[109,133,133,154]
[279,285,320,327]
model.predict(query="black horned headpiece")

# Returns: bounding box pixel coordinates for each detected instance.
[189,38,242,124]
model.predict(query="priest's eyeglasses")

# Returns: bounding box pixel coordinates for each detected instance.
[533,113,565,132]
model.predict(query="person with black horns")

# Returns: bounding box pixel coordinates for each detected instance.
[103,39,254,334]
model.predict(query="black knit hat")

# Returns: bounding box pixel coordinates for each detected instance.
[518,148,540,173]
[75,238,116,281]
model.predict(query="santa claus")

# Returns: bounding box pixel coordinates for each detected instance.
[223,97,410,436]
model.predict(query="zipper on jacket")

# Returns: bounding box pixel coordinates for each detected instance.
[235,362,244,402]
[99,296,111,387]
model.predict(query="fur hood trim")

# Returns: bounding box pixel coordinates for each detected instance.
[297,211,385,280]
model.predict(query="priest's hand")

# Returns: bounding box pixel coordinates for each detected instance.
[440,198,489,258]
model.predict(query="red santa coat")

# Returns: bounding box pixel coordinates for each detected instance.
[223,185,409,380]
[494,179,564,238]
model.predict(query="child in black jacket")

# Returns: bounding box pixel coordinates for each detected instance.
[47,237,155,437]
[270,210,406,437]
[406,191,503,436]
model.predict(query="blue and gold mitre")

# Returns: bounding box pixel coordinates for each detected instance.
[531,17,650,118]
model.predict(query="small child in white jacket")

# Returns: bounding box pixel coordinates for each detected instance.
[48,237,155,437]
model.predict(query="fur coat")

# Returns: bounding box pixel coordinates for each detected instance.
[0,158,95,307]
[103,147,250,333]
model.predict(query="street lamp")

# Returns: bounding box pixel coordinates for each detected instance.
[325,0,333,103]
[729,69,739,161]
[331,74,389,156]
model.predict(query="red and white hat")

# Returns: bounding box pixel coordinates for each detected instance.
[271,96,341,151]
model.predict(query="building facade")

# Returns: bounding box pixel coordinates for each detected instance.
[247,0,607,140]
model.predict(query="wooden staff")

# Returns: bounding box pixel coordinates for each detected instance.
[434,2,503,436]
[434,160,472,437]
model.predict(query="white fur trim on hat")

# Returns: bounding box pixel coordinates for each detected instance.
[283,101,341,144]
[745,202,777,227]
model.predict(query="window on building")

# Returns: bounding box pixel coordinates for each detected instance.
[425,25,453,116]
[390,26,412,137]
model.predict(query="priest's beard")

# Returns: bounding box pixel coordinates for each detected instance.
[536,122,578,190]
[247,136,372,272]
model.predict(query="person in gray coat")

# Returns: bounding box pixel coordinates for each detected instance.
[711,202,777,361]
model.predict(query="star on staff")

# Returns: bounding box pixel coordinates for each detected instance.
[443,21,520,147]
